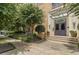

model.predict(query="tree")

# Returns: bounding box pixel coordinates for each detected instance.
[13,4,28,32]
[0,4,17,31]
[69,3,79,16]
[0,4,43,33]
[21,4,43,33]
[0,3,27,32]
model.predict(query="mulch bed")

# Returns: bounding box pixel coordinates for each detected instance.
[0,43,16,54]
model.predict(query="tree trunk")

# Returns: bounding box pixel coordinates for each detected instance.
[29,26,32,33]
[23,27,26,33]
[31,24,35,33]
[29,24,35,34]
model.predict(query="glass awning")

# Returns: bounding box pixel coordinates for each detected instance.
[49,6,69,18]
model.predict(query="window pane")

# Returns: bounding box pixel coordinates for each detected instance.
[61,23,65,30]
[55,24,59,30]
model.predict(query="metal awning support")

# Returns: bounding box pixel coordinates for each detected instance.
[49,6,69,19]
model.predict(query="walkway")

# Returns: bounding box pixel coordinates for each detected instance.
[1,36,79,55]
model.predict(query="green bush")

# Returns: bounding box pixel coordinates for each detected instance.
[25,35,33,42]
[23,33,38,42]
[70,30,77,37]
[8,31,26,39]
[32,32,37,38]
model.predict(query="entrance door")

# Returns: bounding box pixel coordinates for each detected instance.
[55,21,66,36]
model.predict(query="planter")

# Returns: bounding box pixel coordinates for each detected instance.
[70,31,77,37]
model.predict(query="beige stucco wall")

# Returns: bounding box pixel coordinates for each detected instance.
[48,12,79,37]
[47,4,79,37]
[34,3,79,37]
[65,15,69,36]
[37,3,52,33]
[48,14,55,36]
[68,13,79,37]
[32,3,52,35]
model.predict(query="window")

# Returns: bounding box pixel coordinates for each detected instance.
[55,24,59,30]
[61,23,65,30]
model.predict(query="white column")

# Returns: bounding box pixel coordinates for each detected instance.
[48,13,54,36]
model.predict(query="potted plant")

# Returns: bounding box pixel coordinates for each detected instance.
[70,30,77,37]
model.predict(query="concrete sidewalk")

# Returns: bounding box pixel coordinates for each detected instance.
[1,36,79,55]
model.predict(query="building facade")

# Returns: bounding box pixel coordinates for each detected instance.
[34,3,79,37]
[36,3,52,33]
[48,3,79,37]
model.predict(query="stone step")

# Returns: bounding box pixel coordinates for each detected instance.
[48,36,78,44]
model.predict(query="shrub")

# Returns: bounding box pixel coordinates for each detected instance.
[23,33,36,42]
[32,32,37,38]
[19,35,32,42]
[14,31,25,34]
[25,35,33,42]
[8,31,26,39]
[70,30,77,37]
[23,32,40,42]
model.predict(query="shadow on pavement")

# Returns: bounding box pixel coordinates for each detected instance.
[64,38,79,53]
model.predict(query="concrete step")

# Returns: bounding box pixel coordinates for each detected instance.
[48,36,79,50]
[48,36,78,44]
